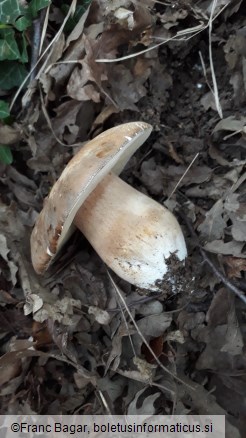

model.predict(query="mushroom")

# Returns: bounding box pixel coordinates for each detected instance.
[31,122,187,291]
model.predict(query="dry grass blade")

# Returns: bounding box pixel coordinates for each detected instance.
[208,0,223,119]
[107,271,194,392]
[167,153,199,201]
[39,4,50,55]
[117,292,137,358]
[96,27,205,63]
[97,390,113,415]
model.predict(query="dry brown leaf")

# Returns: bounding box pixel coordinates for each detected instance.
[223,256,246,278]
[90,105,120,134]
[157,7,188,29]
[208,143,231,166]
[127,388,160,415]
[0,234,18,286]
[141,335,164,363]
[97,375,125,403]
[213,115,246,134]
[204,289,245,360]
[65,4,91,48]
[67,35,107,103]
[105,332,123,373]
[138,300,163,316]
[198,199,227,241]
[88,306,110,325]
[0,357,21,387]
[140,159,165,195]
[0,124,21,144]
[0,201,25,240]
[204,239,245,256]
[7,166,37,190]
[136,313,172,339]
[231,215,246,241]
[31,296,82,324]
[106,63,148,110]
[118,356,156,384]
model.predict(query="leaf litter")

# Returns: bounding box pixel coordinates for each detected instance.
[0,0,246,436]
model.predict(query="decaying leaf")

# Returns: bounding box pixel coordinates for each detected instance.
[223,256,246,278]
[0,234,18,286]
[204,239,245,256]
[213,115,246,135]
[0,123,22,144]
[198,199,227,241]
[88,306,111,325]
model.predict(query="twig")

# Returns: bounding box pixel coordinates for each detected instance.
[180,213,246,305]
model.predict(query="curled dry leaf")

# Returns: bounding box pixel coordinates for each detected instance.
[127,389,160,415]
[118,356,156,385]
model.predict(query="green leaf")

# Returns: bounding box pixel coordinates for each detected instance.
[29,0,50,18]
[62,1,92,32]
[0,145,13,164]
[14,15,32,31]
[0,28,20,60]
[0,23,11,28]
[19,33,28,62]
[0,100,10,118]
[0,0,21,24]
[0,61,28,90]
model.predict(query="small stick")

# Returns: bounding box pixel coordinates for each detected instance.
[180,212,246,305]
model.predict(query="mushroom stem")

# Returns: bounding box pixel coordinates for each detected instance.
[74,172,187,291]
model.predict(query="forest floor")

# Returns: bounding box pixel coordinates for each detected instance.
[0,1,245,436]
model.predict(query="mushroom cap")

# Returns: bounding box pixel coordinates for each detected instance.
[31,121,152,274]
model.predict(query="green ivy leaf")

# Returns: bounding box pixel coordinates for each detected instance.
[14,15,32,31]
[62,1,91,32]
[0,0,21,24]
[0,145,13,164]
[0,28,20,60]
[0,61,27,90]
[19,33,28,62]
[29,0,50,18]
[0,100,10,119]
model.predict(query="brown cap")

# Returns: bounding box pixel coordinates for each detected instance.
[31,122,152,274]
